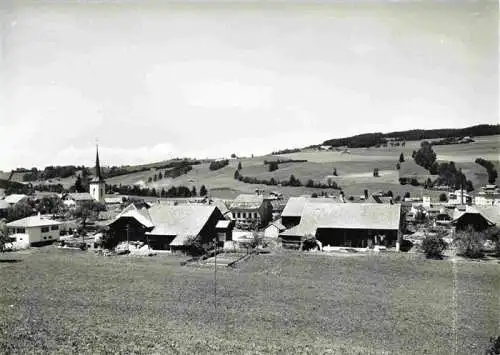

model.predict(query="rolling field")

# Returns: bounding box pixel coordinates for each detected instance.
[0,249,498,354]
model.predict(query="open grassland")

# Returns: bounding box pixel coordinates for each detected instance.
[0,249,498,354]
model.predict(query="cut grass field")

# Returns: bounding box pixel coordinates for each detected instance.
[0,248,498,354]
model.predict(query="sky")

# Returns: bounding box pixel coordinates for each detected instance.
[0,0,498,170]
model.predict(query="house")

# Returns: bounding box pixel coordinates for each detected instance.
[451,205,496,231]
[264,219,286,239]
[4,194,28,206]
[270,199,287,221]
[216,220,233,242]
[474,185,500,206]
[229,194,272,229]
[448,190,472,205]
[280,202,402,250]
[106,203,227,252]
[6,214,63,246]
[104,196,124,206]
[62,193,94,208]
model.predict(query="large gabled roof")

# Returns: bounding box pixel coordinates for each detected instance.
[452,206,496,226]
[281,202,401,237]
[146,204,219,246]
[475,205,500,225]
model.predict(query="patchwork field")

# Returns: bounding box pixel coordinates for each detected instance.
[0,249,498,354]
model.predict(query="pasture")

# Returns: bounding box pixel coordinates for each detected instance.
[0,249,498,354]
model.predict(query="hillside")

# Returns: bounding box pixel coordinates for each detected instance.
[321,124,500,148]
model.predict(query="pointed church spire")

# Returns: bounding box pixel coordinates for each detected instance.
[95,143,103,181]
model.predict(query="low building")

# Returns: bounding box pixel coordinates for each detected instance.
[474,185,500,206]
[104,196,124,206]
[281,197,308,228]
[62,193,94,208]
[6,214,63,246]
[448,190,472,205]
[280,202,402,250]
[229,194,272,229]
[264,219,286,239]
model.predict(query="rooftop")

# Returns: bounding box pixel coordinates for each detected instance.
[7,214,63,228]
[230,194,264,210]
[4,194,28,204]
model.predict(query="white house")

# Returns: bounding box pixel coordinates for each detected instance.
[62,193,93,208]
[6,214,63,246]
[474,185,500,206]
[448,190,472,205]
[264,219,286,239]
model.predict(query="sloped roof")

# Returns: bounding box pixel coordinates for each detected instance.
[281,197,308,217]
[281,202,401,237]
[216,220,231,229]
[475,206,500,225]
[7,215,62,228]
[146,204,219,246]
[4,194,28,204]
[267,219,286,231]
[367,195,393,204]
[211,199,230,215]
[230,194,264,210]
[270,199,287,211]
[67,193,93,201]
[452,206,496,226]
[109,203,154,228]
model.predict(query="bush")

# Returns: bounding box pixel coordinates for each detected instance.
[183,235,206,256]
[209,160,229,171]
[373,168,379,177]
[268,161,279,172]
[421,234,447,259]
[302,237,320,251]
[453,227,485,258]
[439,193,448,202]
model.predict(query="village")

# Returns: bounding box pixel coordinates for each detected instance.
[2,145,499,263]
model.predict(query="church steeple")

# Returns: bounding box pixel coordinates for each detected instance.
[89,143,105,203]
[95,144,103,181]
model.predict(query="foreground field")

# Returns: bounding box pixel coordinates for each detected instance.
[0,249,498,354]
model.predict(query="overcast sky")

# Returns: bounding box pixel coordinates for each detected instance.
[1,1,497,170]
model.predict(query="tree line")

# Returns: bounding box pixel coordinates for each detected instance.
[233,169,340,189]
[209,160,229,171]
[107,184,207,198]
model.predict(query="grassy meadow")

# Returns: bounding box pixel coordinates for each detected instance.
[0,248,498,354]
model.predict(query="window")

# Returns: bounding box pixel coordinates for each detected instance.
[41,227,49,233]
[51,225,59,231]
[16,228,25,234]
[47,236,52,239]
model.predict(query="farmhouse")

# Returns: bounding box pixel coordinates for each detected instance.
[280,202,402,250]
[448,190,472,205]
[229,194,272,229]
[6,213,63,246]
[281,196,340,228]
[106,203,227,252]
[451,205,496,231]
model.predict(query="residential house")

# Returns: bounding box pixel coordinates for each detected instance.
[229,194,272,229]
[106,203,228,252]
[6,214,63,246]
[451,205,496,231]
[281,196,340,228]
[474,185,500,206]
[264,219,286,239]
[448,190,472,205]
[104,196,124,206]
[280,202,402,250]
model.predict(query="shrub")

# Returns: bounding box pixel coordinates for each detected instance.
[410,178,420,186]
[439,193,448,202]
[183,235,206,256]
[268,161,279,172]
[209,160,229,171]
[302,236,320,251]
[348,196,354,201]
[421,234,447,259]
[396,163,400,170]
[373,168,379,177]
[453,227,485,258]
[399,152,405,163]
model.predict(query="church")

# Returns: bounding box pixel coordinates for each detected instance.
[89,145,105,203]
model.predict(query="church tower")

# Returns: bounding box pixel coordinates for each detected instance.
[89,144,105,203]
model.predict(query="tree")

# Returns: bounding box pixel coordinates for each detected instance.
[411,150,417,158]
[7,201,34,222]
[237,161,242,170]
[148,176,152,183]
[231,153,237,159]
[404,192,410,199]
[74,176,85,193]
[373,168,379,177]
[0,220,11,252]
[268,161,279,172]
[306,179,314,188]
[421,233,447,259]
[158,172,163,179]
[200,185,207,196]
[73,201,104,243]
[153,174,158,182]
[399,152,405,163]
[386,190,393,197]
[414,141,437,171]
[453,227,485,258]
[348,196,354,201]
[364,189,368,199]
[396,163,401,170]
[191,186,197,196]
[333,168,338,176]
[439,193,448,202]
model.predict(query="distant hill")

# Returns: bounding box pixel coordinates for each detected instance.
[321,124,500,149]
